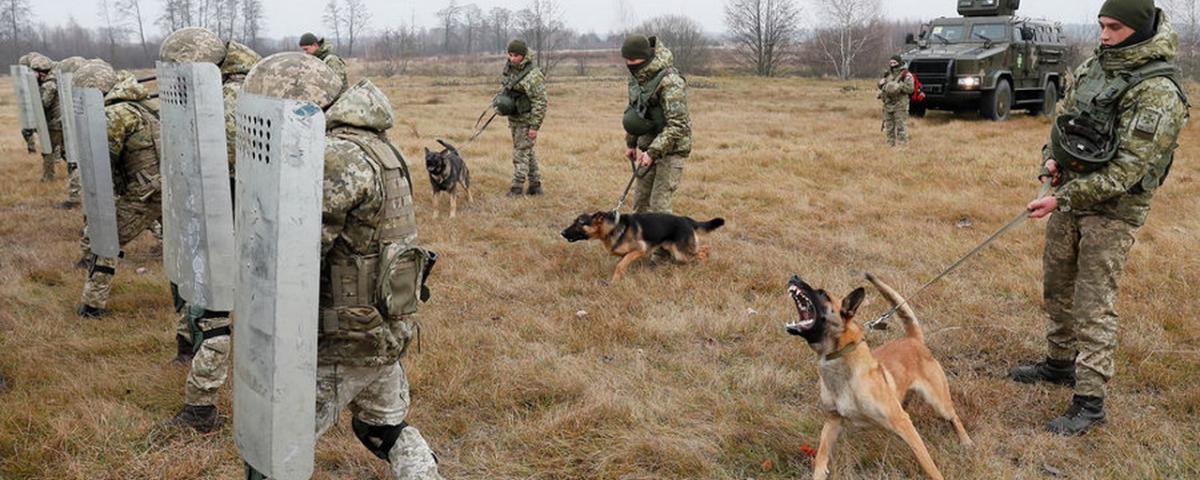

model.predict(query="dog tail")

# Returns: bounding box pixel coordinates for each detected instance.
[690,217,725,234]
[436,138,458,153]
[865,272,924,342]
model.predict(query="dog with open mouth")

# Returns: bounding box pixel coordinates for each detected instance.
[785,273,972,480]
[560,211,724,283]
[425,139,472,218]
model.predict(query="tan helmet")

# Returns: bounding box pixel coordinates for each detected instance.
[17,53,31,67]
[160,27,227,64]
[221,40,263,76]
[56,56,89,75]
[243,52,343,109]
[27,53,55,72]
[73,62,119,94]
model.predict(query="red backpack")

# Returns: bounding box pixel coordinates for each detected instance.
[906,70,926,103]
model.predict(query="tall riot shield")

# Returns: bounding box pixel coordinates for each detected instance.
[57,71,79,167]
[74,87,120,258]
[232,93,325,480]
[156,61,235,311]
[23,69,52,155]
[11,65,34,130]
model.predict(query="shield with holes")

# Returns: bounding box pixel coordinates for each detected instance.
[156,61,235,311]
[73,87,120,257]
[232,92,325,479]
[11,65,35,131]
[57,71,79,166]
[22,68,52,155]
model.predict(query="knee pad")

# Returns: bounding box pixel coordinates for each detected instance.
[351,417,408,461]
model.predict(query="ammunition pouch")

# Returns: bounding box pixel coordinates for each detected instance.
[328,254,380,308]
[377,245,435,318]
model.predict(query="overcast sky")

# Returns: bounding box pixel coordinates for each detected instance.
[36,0,1111,38]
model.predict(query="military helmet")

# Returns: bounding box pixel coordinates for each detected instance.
[160,27,227,64]
[1050,114,1118,174]
[56,56,89,75]
[243,52,343,109]
[221,40,263,76]
[17,53,31,67]
[27,53,55,72]
[73,62,119,94]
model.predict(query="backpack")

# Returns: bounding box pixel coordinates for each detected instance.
[907,71,926,103]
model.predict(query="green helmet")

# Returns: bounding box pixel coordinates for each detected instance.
[73,62,119,94]
[160,27,226,64]
[243,52,343,109]
[1050,114,1117,174]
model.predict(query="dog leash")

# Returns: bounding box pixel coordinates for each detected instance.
[611,156,651,217]
[463,106,498,146]
[865,182,1053,330]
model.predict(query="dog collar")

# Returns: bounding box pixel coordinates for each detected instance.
[824,339,862,361]
[608,214,627,243]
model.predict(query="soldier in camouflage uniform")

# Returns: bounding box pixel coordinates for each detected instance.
[497,39,548,196]
[55,56,90,208]
[243,52,442,478]
[1013,0,1189,436]
[878,54,915,147]
[157,27,262,432]
[621,35,692,215]
[300,32,348,88]
[76,65,163,318]
[26,53,66,181]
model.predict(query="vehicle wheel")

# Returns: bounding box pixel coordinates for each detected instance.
[1034,82,1059,117]
[909,102,927,117]
[981,79,1012,121]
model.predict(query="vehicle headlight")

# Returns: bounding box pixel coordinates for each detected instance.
[957,76,982,90]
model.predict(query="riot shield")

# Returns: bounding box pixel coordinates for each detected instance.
[57,71,79,167]
[23,69,52,155]
[74,87,119,258]
[11,65,34,130]
[232,93,325,480]
[156,61,235,311]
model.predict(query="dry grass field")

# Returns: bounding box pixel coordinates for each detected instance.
[1,69,1199,479]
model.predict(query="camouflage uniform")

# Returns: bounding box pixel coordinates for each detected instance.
[879,67,915,147]
[311,38,348,88]
[79,77,163,311]
[28,54,65,181]
[500,54,548,191]
[625,45,692,214]
[1039,14,1188,399]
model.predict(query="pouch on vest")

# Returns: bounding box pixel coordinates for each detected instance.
[623,67,674,136]
[377,244,434,317]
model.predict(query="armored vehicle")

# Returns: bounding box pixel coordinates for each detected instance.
[902,0,1069,121]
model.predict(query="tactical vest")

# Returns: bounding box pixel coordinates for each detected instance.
[494,65,535,116]
[115,101,162,198]
[623,67,676,137]
[1054,58,1189,192]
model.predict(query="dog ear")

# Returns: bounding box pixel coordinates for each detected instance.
[424,147,432,155]
[840,287,866,320]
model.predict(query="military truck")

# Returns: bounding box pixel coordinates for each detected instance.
[901,0,1069,121]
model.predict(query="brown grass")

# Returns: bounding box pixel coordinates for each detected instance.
[1,72,1199,479]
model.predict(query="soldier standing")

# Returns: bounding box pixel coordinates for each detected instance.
[620,34,692,214]
[1013,0,1188,436]
[243,53,442,478]
[27,53,65,181]
[75,65,163,318]
[497,39,548,196]
[299,32,348,88]
[878,54,915,147]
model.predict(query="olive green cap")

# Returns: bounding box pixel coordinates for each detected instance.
[299,32,319,46]
[1099,0,1156,30]
[621,35,654,61]
[507,39,528,56]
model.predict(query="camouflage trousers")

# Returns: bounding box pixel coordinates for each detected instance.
[883,109,909,146]
[316,362,442,479]
[510,125,541,187]
[634,154,685,214]
[176,309,232,406]
[1043,213,1138,398]
[79,192,162,309]
[41,129,64,181]
[66,163,81,203]
[21,128,36,153]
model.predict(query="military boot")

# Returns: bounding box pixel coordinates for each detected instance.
[526,181,543,196]
[77,304,108,318]
[1047,395,1105,436]
[171,335,195,367]
[506,184,524,197]
[1010,358,1075,386]
[169,404,223,433]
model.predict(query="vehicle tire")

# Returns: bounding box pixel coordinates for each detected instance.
[1032,81,1059,118]
[981,79,1012,121]
[909,101,927,117]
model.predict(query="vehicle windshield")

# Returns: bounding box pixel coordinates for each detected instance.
[928,24,966,43]
[970,24,1009,42]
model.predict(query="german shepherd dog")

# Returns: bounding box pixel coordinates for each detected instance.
[785,273,972,480]
[560,211,724,283]
[424,139,472,218]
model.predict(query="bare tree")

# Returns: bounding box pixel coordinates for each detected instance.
[724,0,801,77]
[462,3,484,54]
[323,0,342,48]
[215,0,239,39]
[635,14,711,74]
[240,0,263,47]
[121,0,151,59]
[517,0,567,72]
[488,6,512,52]
[1165,0,1200,77]
[436,1,462,53]
[342,0,369,56]
[97,0,129,64]
[0,0,34,50]
[613,0,637,32]
[158,0,195,33]
[812,0,881,80]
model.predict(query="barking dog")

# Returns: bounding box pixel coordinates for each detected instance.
[560,211,724,283]
[786,273,972,480]
[424,139,472,218]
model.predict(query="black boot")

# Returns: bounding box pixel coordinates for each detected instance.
[526,181,543,196]
[171,335,195,366]
[506,184,524,197]
[169,404,223,433]
[1047,395,1105,435]
[1010,358,1075,386]
[77,304,108,318]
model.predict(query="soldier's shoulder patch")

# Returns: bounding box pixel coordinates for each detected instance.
[1134,107,1163,138]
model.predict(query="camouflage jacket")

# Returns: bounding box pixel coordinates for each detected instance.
[313,38,348,88]
[625,45,692,159]
[39,75,63,131]
[319,80,419,367]
[879,68,915,112]
[501,54,548,129]
[104,77,161,197]
[1045,13,1189,227]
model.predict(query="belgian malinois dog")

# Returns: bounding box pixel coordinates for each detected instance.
[424,139,472,218]
[560,211,724,283]
[785,273,972,480]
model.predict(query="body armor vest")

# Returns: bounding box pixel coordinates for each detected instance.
[623,67,676,137]
[114,101,162,196]
[494,65,535,116]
